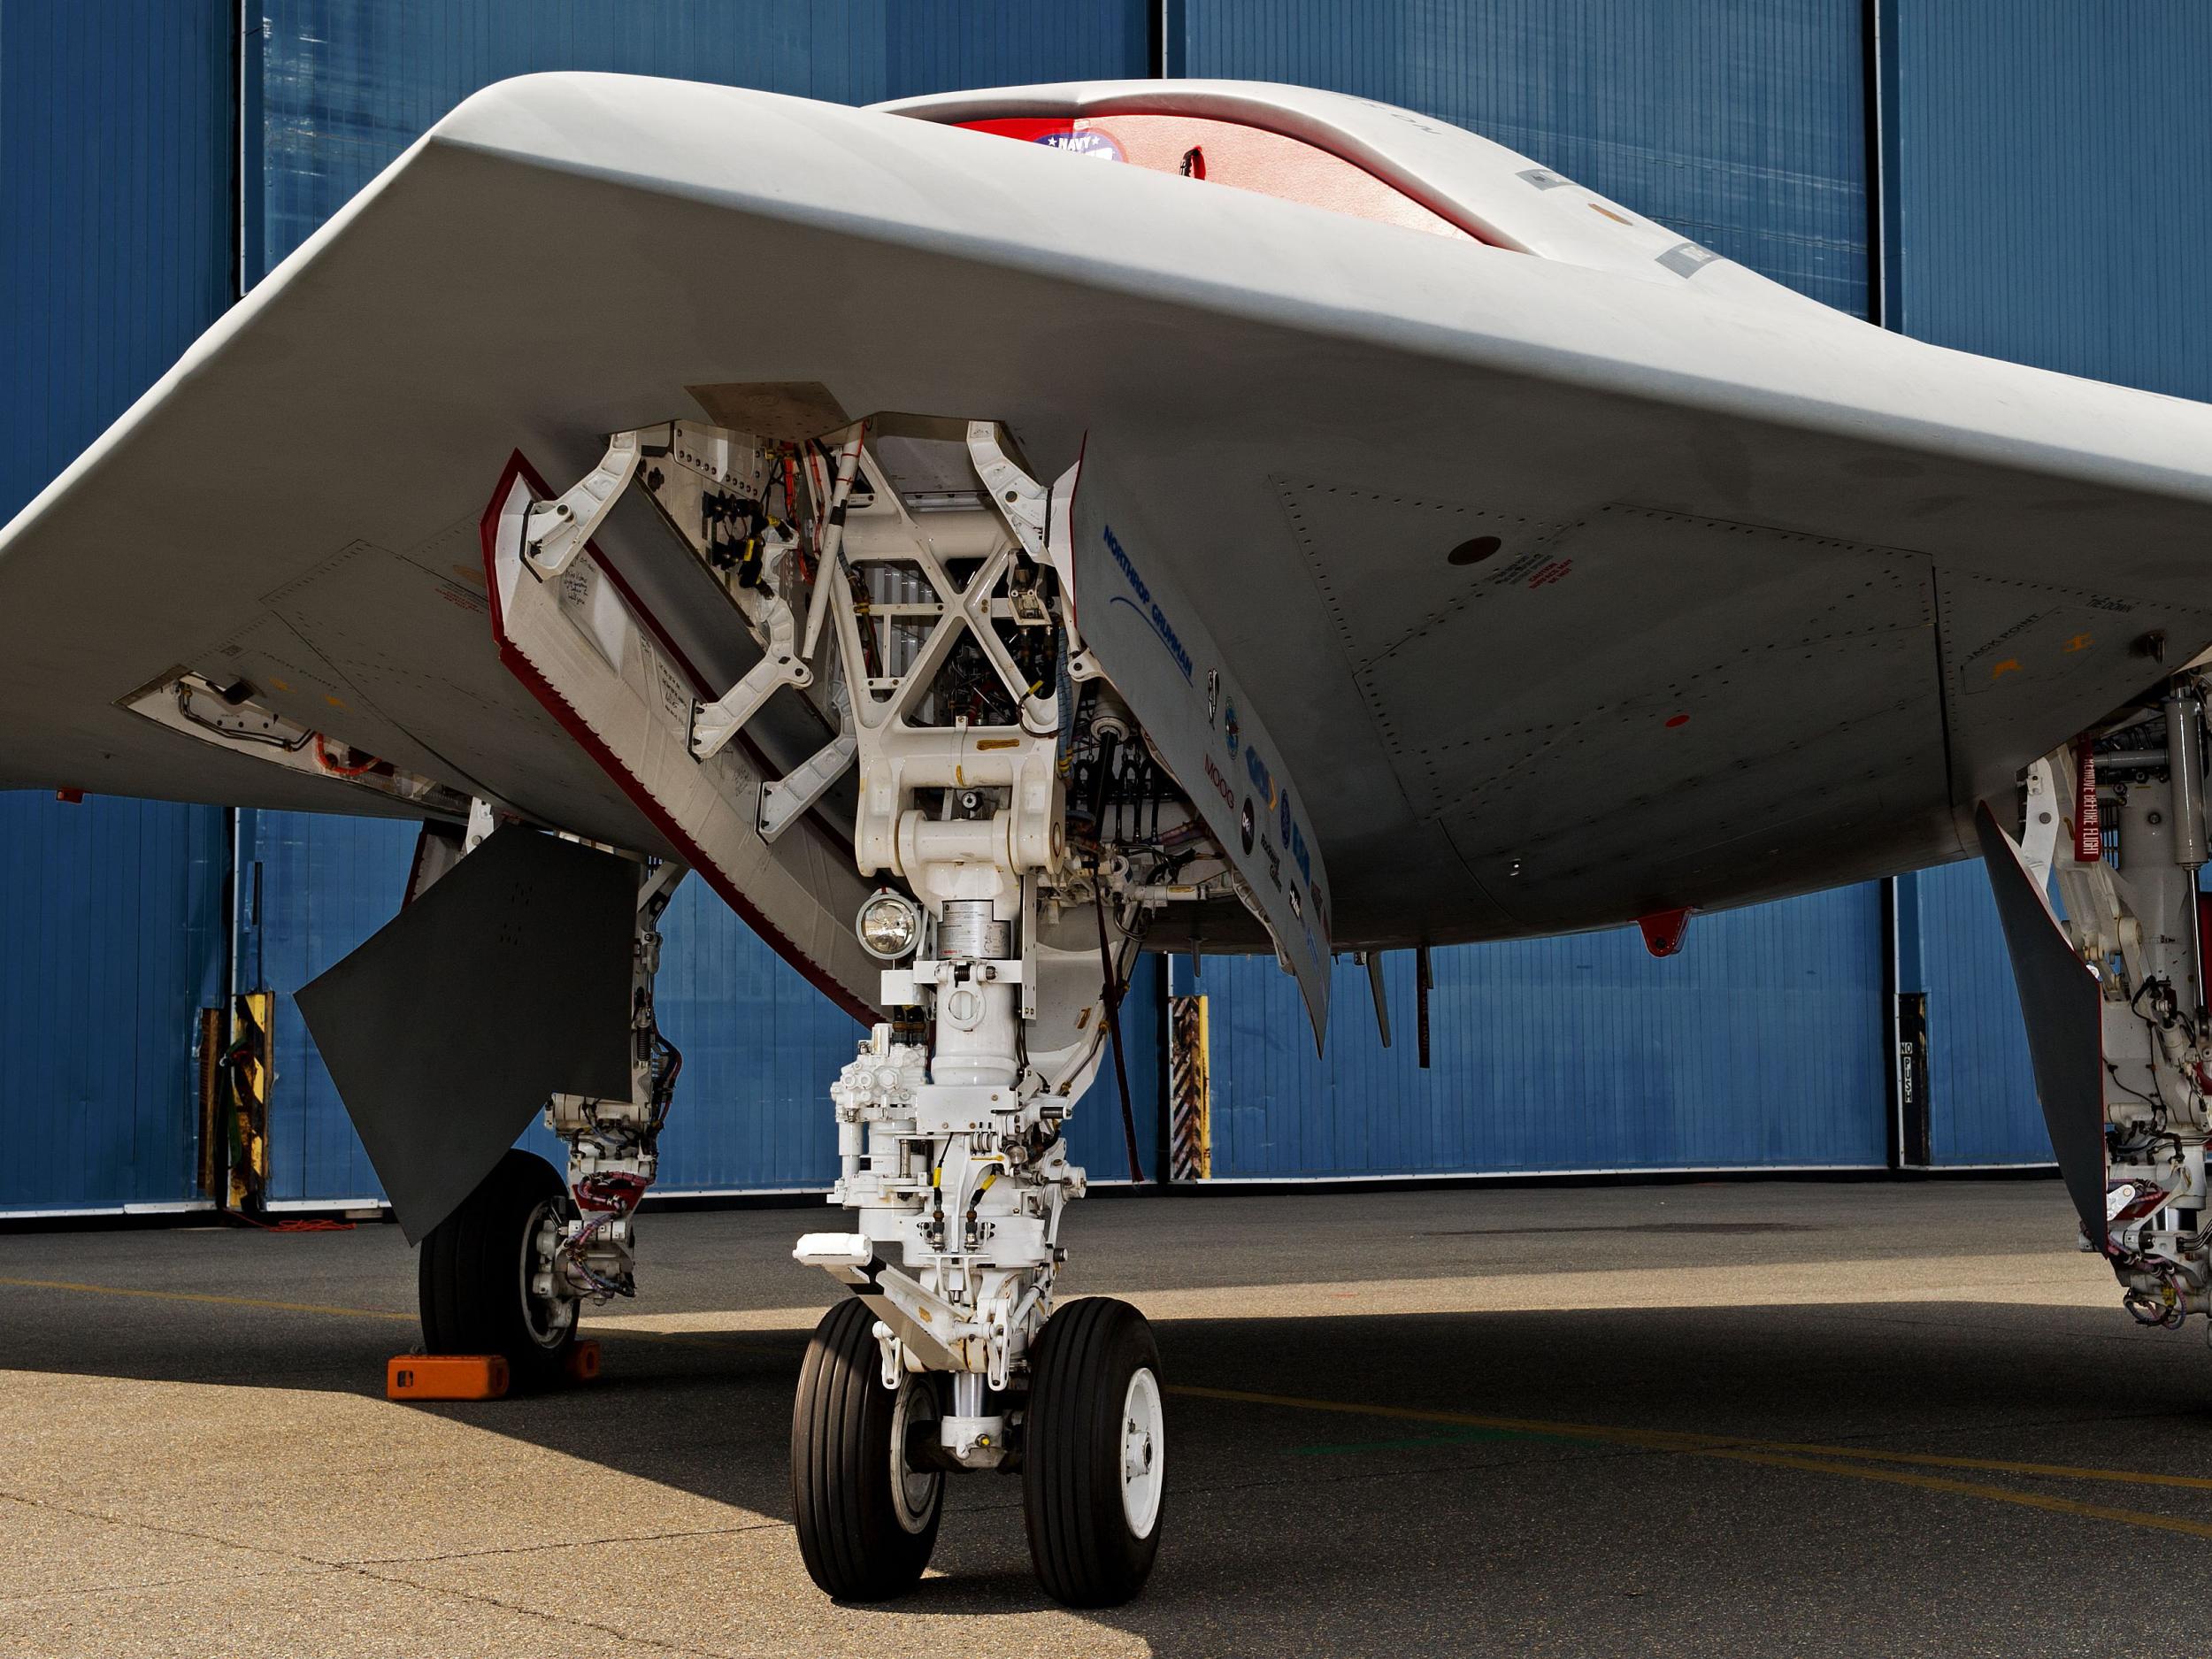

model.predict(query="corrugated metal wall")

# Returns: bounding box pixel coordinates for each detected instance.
[1877,0,2212,1166]
[257,0,1148,279]
[0,794,227,1213]
[1886,0,2212,396]
[1901,864,2042,1166]
[1180,0,1870,315]
[1188,887,1886,1179]
[1,0,235,523]
[0,1,236,1212]
[886,0,1150,103]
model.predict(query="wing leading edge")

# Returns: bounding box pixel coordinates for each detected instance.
[4,73,2212,947]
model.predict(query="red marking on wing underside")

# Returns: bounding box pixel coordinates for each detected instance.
[1637,909,1692,957]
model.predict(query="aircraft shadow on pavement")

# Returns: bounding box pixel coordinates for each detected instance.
[12,1271,2212,1654]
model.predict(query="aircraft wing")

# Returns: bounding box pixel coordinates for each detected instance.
[7,71,2212,957]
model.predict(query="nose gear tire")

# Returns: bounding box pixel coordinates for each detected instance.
[791,1299,945,1601]
[417,1148,579,1393]
[1021,1297,1164,1607]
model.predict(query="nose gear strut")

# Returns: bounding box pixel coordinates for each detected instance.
[488,413,1308,1606]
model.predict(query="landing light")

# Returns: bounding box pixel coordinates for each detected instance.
[856,889,921,961]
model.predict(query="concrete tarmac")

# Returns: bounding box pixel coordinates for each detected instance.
[4,1178,2206,1657]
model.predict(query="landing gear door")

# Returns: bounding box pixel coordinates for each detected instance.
[1064,459,1333,1047]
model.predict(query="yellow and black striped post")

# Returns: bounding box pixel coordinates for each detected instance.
[225,991,275,1214]
[1167,994,1210,1181]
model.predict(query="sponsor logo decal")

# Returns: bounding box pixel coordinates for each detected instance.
[1102,523,1194,683]
[1202,752,1236,812]
[1245,741,1278,811]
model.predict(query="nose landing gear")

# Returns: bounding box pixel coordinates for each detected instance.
[789,1293,1167,1606]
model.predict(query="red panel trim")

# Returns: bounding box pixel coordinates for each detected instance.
[955,110,1505,248]
[957,117,1078,145]
[479,449,872,1025]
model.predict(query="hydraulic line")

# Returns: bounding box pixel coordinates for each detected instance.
[1094,883,1146,1183]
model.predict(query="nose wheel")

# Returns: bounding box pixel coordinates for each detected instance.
[787,1297,1166,1605]
[1023,1298,1165,1607]
[790,1300,946,1601]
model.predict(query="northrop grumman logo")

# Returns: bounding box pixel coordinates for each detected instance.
[1102,524,1194,683]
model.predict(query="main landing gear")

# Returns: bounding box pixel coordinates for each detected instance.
[419,1148,578,1391]
[416,841,686,1390]
[1985,668,2212,1333]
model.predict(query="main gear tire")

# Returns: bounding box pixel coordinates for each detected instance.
[417,1149,578,1392]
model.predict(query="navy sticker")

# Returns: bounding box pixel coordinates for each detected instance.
[1040,129,1124,162]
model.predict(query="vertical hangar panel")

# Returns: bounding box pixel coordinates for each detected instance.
[0,4,232,1213]
[1192,887,1886,1180]
[1888,1,2212,396]
[1912,862,2047,1166]
[251,811,419,1204]
[258,0,1151,274]
[1885,2,2212,1164]
[1179,0,1869,313]
[0,0,234,520]
[886,0,1148,100]
[0,794,226,1212]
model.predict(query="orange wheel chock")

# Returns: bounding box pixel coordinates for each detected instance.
[386,1354,510,1401]
[565,1339,603,1382]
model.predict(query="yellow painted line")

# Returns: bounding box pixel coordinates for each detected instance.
[0,1276,416,1323]
[1171,1384,2212,1501]
[1738,1437,2212,1493]
[1699,1445,2212,1541]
